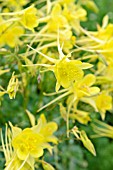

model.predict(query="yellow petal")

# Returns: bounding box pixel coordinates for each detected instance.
[9,122,22,138]
[78,63,93,70]
[40,114,47,124]
[89,87,100,95]
[46,136,58,144]
[26,110,35,127]
[17,145,29,160]
[40,122,58,137]
[81,74,96,87]
[51,3,62,16]
[42,161,55,170]
[31,147,44,158]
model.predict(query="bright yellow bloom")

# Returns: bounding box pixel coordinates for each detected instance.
[37,74,99,122]
[19,5,39,31]
[69,74,100,99]
[53,58,85,91]
[94,91,112,120]
[77,17,113,63]
[27,42,92,92]
[1,114,58,169]
[0,16,24,47]
[12,128,44,160]
[47,3,68,32]
[62,3,87,33]
[11,114,58,160]
[4,24,24,47]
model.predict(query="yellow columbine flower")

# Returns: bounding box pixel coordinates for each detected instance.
[1,124,35,170]
[77,17,113,63]
[94,91,112,120]
[27,38,92,92]
[4,24,24,47]
[12,128,45,160]
[1,114,58,169]
[37,74,99,120]
[62,3,87,33]
[47,3,68,32]
[19,5,39,31]
[11,114,58,160]
[70,74,99,99]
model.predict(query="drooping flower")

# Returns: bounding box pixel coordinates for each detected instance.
[70,109,91,125]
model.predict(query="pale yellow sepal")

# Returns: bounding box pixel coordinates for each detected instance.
[41,160,55,170]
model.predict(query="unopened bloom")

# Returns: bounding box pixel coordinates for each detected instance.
[72,126,96,156]
[7,72,19,99]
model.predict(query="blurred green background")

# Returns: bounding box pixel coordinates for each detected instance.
[0,0,113,169]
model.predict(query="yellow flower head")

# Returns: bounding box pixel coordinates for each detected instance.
[11,114,58,160]
[94,91,112,120]
[54,58,84,90]
[4,24,24,47]
[1,114,58,169]
[47,3,68,32]
[71,74,100,98]
[12,128,45,160]
[26,35,92,92]
[19,5,39,31]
